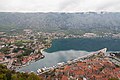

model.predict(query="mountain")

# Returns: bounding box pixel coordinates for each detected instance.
[0,12,120,34]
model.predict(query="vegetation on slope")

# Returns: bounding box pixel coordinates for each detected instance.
[0,64,42,80]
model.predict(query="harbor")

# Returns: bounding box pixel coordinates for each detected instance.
[37,48,108,74]
[18,37,120,73]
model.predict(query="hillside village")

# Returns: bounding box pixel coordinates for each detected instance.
[0,29,120,80]
[39,49,120,80]
[0,29,89,69]
[1,29,120,70]
[0,29,51,69]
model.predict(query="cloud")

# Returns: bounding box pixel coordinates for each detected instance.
[95,0,120,11]
[0,0,120,12]
[58,0,120,12]
[58,0,81,11]
[0,0,61,12]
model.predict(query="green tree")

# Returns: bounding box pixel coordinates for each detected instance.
[0,64,42,80]
[108,78,119,80]
[27,73,41,80]
[0,74,7,80]
[0,47,10,54]
[15,41,23,47]
[5,72,12,80]
[11,74,18,80]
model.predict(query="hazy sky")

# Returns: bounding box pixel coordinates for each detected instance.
[0,0,120,12]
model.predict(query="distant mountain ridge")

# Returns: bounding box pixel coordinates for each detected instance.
[0,12,120,34]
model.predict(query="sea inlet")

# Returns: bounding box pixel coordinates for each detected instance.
[19,38,120,72]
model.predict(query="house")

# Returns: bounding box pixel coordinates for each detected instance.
[0,53,5,62]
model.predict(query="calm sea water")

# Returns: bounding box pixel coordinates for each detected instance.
[19,38,120,72]
[46,38,120,52]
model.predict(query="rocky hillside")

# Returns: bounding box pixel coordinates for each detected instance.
[0,12,120,34]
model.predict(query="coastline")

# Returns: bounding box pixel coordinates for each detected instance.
[16,49,47,71]
[36,48,108,74]
[17,37,120,73]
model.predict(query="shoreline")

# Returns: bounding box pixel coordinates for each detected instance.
[36,48,108,74]
[16,48,47,71]
[16,37,120,72]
